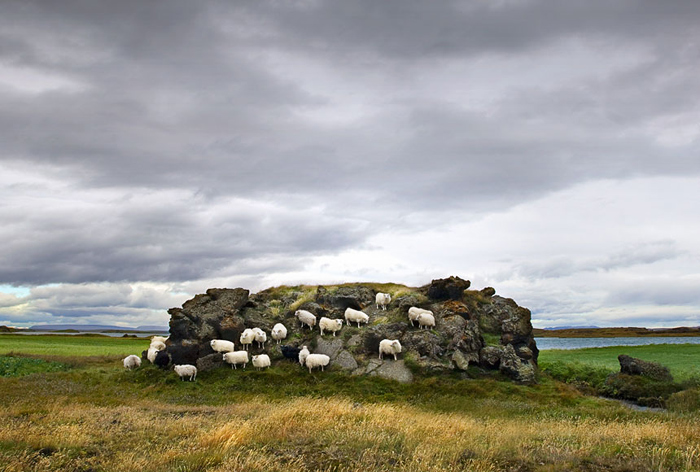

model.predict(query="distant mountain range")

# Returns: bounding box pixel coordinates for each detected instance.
[29,324,168,332]
[542,325,600,330]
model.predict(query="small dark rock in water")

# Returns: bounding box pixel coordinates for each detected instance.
[618,355,673,382]
[280,345,301,361]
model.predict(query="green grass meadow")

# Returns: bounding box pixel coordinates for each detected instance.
[539,343,700,382]
[1,334,700,471]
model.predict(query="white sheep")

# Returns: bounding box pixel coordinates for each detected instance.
[174,364,197,381]
[252,354,271,371]
[376,292,391,310]
[253,327,267,349]
[305,353,330,373]
[149,340,166,351]
[319,317,343,336]
[408,307,433,327]
[344,307,369,327]
[299,345,310,367]
[150,335,168,345]
[146,346,160,363]
[239,328,255,350]
[295,309,317,330]
[416,312,436,330]
[210,339,235,353]
[223,350,249,369]
[378,339,402,361]
[123,354,141,370]
[270,323,287,344]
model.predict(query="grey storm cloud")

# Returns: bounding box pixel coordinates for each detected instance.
[1,0,699,328]
[513,241,685,280]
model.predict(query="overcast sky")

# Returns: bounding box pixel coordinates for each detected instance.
[1,0,699,329]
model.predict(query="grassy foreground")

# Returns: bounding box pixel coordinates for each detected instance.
[2,336,700,471]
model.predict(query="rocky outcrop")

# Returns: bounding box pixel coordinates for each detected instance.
[618,355,673,382]
[160,277,539,383]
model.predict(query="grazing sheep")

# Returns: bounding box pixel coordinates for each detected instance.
[239,328,255,350]
[305,353,330,373]
[252,354,271,371]
[298,345,310,367]
[123,354,141,370]
[223,350,249,369]
[253,328,267,349]
[344,307,369,327]
[376,292,391,310]
[416,312,436,330]
[408,307,433,327]
[319,317,343,336]
[146,346,160,363]
[174,364,197,381]
[149,340,166,351]
[295,309,317,330]
[271,323,288,344]
[210,339,235,353]
[280,345,301,361]
[378,339,402,361]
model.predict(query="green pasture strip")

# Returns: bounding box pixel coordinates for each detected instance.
[539,343,700,382]
[0,334,149,357]
[0,356,70,377]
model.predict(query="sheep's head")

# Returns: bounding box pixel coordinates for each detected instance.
[392,341,402,352]
[252,355,259,361]
[334,319,343,328]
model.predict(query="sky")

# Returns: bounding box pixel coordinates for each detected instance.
[1,0,699,329]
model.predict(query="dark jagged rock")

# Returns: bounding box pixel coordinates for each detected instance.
[618,355,673,382]
[167,288,250,365]
[480,287,496,297]
[160,277,538,382]
[426,276,471,300]
[316,286,375,311]
[499,344,536,384]
[479,346,503,369]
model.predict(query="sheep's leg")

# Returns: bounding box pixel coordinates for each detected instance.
[394,354,397,361]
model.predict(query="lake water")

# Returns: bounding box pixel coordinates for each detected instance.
[536,336,700,350]
[0,331,168,338]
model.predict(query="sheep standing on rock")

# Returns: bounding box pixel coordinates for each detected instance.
[252,354,271,371]
[174,364,197,381]
[210,339,234,353]
[376,293,391,310]
[319,317,343,336]
[253,328,267,349]
[408,307,433,327]
[239,329,255,350]
[123,354,141,370]
[146,346,160,363]
[344,307,369,327]
[271,323,287,344]
[378,339,402,361]
[149,340,166,351]
[305,353,330,373]
[299,345,310,367]
[150,335,168,345]
[223,351,249,369]
[295,309,317,330]
[416,312,436,330]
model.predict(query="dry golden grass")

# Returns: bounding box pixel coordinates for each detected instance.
[2,396,700,471]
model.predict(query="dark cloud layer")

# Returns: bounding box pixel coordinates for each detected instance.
[1,1,699,327]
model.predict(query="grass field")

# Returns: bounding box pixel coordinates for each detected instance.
[539,343,700,382]
[1,335,700,471]
[0,334,148,357]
